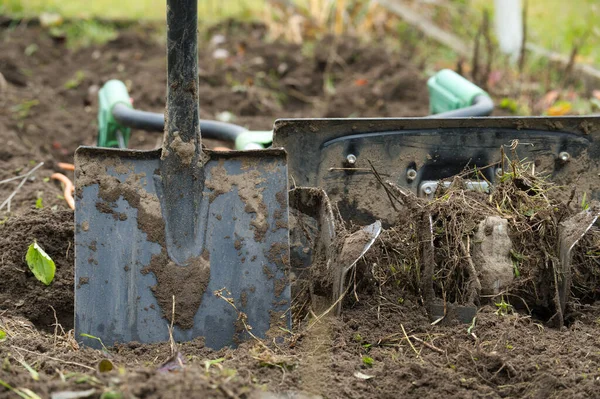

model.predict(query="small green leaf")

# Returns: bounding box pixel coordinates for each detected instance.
[362,355,374,367]
[499,98,518,113]
[80,333,109,353]
[0,378,42,399]
[25,242,56,286]
[64,70,86,90]
[510,250,525,261]
[24,44,38,56]
[17,388,42,399]
[582,192,590,211]
[0,378,11,391]
[15,358,39,381]
[204,357,225,372]
[35,197,43,209]
[467,316,477,335]
[100,391,123,399]
[512,261,521,278]
[0,330,6,342]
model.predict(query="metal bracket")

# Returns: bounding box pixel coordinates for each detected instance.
[419,180,490,198]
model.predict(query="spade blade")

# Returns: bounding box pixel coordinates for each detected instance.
[74,147,290,349]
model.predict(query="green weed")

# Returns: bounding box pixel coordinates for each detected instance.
[64,70,86,90]
[35,192,43,209]
[11,100,39,120]
[495,298,513,316]
[582,192,590,211]
[204,357,225,372]
[0,378,42,399]
[59,21,118,49]
[80,333,110,353]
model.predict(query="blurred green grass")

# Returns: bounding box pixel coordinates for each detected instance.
[0,0,266,21]
[2,0,598,65]
[470,0,599,65]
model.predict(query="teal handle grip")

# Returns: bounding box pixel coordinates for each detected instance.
[97,80,132,148]
[427,69,489,114]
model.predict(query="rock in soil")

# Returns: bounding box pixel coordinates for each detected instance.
[472,216,514,296]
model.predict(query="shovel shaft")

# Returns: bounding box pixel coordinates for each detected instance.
[165,0,201,163]
[156,0,204,265]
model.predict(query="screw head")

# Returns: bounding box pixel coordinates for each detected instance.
[346,154,357,165]
[406,168,417,181]
[424,186,432,195]
[559,151,570,162]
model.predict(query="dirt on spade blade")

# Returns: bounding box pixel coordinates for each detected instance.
[2,18,600,399]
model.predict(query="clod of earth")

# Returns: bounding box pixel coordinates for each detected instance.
[143,250,211,329]
[205,160,268,242]
[168,134,196,166]
[472,216,514,295]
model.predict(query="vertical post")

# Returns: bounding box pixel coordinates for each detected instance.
[494,0,523,63]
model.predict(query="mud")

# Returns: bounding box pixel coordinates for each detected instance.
[337,229,372,268]
[75,153,166,245]
[143,250,211,329]
[206,160,268,242]
[168,134,196,166]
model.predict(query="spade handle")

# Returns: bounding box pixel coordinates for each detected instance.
[164,0,201,164]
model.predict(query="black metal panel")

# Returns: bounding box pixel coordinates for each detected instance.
[274,117,600,224]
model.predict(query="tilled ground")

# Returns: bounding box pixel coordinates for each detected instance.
[1,19,600,399]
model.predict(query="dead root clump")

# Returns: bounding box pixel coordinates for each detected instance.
[571,227,600,304]
[360,159,600,326]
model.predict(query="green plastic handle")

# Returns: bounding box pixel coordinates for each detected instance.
[235,130,273,150]
[97,80,132,148]
[427,69,488,114]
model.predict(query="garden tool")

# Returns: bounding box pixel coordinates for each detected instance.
[97,69,494,151]
[273,114,600,226]
[74,0,290,350]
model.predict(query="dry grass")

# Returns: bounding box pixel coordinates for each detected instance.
[264,0,400,44]
[359,147,599,327]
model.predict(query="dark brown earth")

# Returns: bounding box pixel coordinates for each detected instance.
[1,19,600,399]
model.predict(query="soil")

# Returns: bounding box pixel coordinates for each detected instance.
[0,210,74,331]
[144,250,212,330]
[2,19,600,399]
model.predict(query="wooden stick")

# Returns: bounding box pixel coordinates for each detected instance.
[401,324,421,359]
[410,335,444,354]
